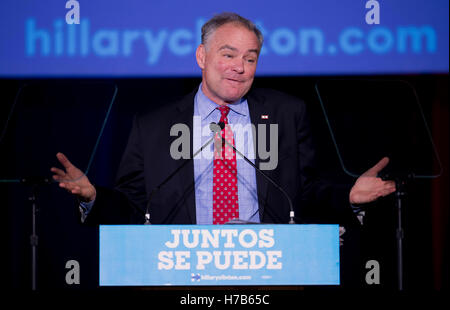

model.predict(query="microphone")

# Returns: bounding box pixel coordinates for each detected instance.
[216,122,296,224]
[209,121,225,133]
[144,122,222,224]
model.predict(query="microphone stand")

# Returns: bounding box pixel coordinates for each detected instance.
[395,179,406,291]
[144,122,296,225]
[144,124,219,224]
[20,176,52,291]
[216,124,296,224]
[382,172,413,291]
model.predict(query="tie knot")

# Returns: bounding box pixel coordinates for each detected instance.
[217,106,230,117]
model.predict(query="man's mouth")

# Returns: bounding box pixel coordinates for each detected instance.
[225,78,244,84]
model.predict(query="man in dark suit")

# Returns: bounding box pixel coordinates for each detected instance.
[51,13,395,225]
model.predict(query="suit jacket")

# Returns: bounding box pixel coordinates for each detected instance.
[85,87,355,225]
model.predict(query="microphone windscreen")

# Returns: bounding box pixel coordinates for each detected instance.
[209,122,221,133]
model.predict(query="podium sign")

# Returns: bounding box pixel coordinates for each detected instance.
[99,225,340,286]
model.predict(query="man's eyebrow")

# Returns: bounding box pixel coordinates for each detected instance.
[247,49,259,54]
[218,45,259,55]
[218,45,238,52]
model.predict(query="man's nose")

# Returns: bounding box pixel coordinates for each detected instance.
[231,58,245,73]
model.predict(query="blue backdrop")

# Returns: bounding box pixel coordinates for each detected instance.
[0,0,448,77]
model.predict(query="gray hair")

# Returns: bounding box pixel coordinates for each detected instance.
[201,12,264,50]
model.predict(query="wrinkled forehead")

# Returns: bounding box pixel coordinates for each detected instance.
[204,23,261,53]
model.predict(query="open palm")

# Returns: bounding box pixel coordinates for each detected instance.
[51,152,96,202]
[349,157,396,205]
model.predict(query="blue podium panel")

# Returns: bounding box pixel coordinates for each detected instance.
[99,225,339,286]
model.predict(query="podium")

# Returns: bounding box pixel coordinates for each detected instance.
[99,224,340,286]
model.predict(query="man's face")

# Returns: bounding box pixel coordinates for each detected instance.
[196,23,260,105]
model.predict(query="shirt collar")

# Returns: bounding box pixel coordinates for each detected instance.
[195,83,248,120]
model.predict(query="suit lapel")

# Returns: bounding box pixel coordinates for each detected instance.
[246,90,271,221]
[174,91,197,224]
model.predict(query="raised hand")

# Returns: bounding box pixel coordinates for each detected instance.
[50,152,96,202]
[349,157,396,205]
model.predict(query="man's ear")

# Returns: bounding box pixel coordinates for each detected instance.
[196,44,206,70]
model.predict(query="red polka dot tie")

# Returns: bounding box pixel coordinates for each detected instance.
[213,106,239,224]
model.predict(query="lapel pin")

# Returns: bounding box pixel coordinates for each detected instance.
[261,115,269,120]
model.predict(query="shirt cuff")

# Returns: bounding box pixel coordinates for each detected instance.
[350,204,365,225]
[79,199,95,223]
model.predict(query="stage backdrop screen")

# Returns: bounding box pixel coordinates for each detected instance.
[0,0,448,77]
